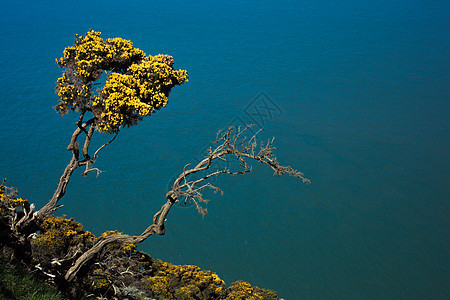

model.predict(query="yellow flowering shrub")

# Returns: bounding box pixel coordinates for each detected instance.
[225,280,281,300]
[0,194,29,216]
[0,181,30,216]
[31,215,95,257]
[142,259,225,299]
[225,281,261,300]
[54,30,188,133]
[174,285,201,300]
[142,276,172,299]
[88,268,112,293]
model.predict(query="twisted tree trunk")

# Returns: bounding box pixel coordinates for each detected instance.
[35,154,79,221]
[34,117,108,222]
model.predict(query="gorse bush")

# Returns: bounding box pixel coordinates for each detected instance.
[31,216,95,257]
[142,259,226,299]
[55,30,188,133]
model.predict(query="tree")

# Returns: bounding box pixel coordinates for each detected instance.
[36,30,188,221]
[3,30,309,293]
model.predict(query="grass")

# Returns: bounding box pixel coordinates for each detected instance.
[0,254,64,300]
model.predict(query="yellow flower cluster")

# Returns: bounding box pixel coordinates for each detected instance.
[143,276,172,298]
[0,183,31,215]
[122,243,136,252]
[226,281,260,300]
[56,30,145,81]
[99,230,123,239]
[31,216,95,257]
[55,30,188,133]
[57,30,104,80]
[92,55,188,132]
[106,37,145,61]
[89,268,112,291]
[94,54,188,132]
[0,193,29,210]
[142,259,225,299]
[55,73,91,113]
[97,230,124,251]
[225,280,281,300]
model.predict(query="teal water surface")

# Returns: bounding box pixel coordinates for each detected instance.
[0,0,449,299]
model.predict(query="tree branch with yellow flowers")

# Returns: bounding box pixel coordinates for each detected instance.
[29,30,188,224]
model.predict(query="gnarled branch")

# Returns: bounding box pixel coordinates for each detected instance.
[64,125,309,281]
[34,117,116,222]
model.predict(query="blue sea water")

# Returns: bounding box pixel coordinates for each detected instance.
[0,0,449,298]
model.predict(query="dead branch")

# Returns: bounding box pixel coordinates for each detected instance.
[93,132,118,160]
[167,125,309,215]
[64,124,309,281]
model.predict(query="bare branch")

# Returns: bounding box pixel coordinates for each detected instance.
[35,147,80,221]
[81,131,117,177]
[34,118,104,222]
[81,166,105,177]
[169,124,309,213]
[93,132,118,160]
[64,124,309,281]
[35,119,118,222]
